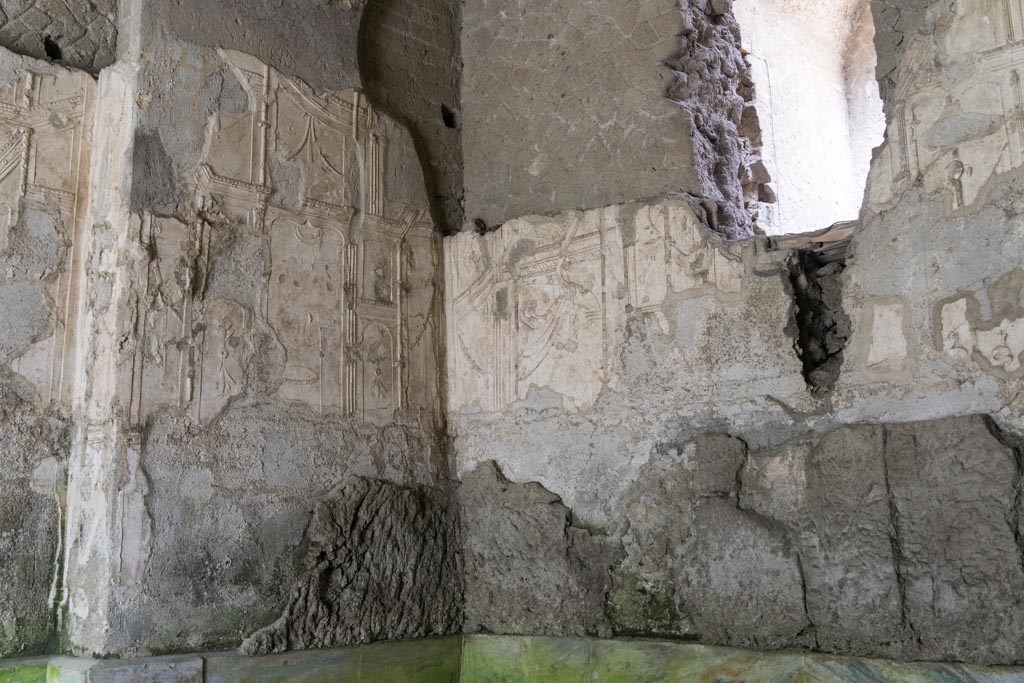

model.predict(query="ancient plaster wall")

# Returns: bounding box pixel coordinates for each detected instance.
[143,0,364,93]
[0,0,459,659]
[448,0,1024,664]
[0,0,116,73]
[65,38,447,655]
[2,0,1023,668]
[0,51,93,657]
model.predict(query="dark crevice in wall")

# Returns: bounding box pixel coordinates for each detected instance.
[879,426,919,648]
[442,104,460,130]
[788,250,851,394]
[42,35,61,61]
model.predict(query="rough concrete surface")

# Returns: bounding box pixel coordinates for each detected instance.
[1,0,1024,671]
[0,396,70,656]
[241,476,462,655]
[461,0,700,230]
[0,0,116,73]
[151,0,364,93]
[457,417,1024,664]
[461,462,623,638]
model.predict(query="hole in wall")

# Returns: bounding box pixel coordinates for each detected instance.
[42,35,62,62]
[789,248,851,394]
[441,104,460,130]
[733,0,886,235]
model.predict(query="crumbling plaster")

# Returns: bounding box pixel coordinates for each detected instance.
[1,0,458,659]
[1,0,1024,671]
[460,0,768,239]
[448,0,1024,664]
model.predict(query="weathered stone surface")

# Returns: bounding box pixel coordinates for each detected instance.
[84,403,447,655]
[3,0,1024,668]
[150,0,364,94]
[449,3,1024,666]
[240,477,462,655]
[883,418,1024,663]
[615,432,811,650]
[461,0,699,230]
[607,416,1024,663]
[0,396,70,656]
[60,23,450,656]
[461,461,623,637]
[667,0,767,238]
[0,0,116,73]
[747,425,906,657]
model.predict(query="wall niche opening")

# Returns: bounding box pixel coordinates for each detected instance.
[734,0,885,235]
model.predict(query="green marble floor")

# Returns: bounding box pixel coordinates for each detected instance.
[4,635,1024,682]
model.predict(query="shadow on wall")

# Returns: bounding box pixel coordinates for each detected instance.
[359,0,464,234]
[734,0,886,235]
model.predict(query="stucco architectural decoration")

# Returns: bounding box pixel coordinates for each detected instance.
[52,40,448,656]
[120,50,443,428]
[1,60,95,405]
[0,53,91,657]
[867,0,1024,213]
[446,202,747,414]
[937,268,1024,376]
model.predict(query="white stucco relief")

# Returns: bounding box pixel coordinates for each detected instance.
[1,67,95,405]
[938,269,1024,376]
[868,0,1024,213]
[446,202,746,414]
[125,50,441,426]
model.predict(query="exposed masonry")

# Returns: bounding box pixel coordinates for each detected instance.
[461,417,1024,664]
[241,477,463,655]
[667,0,775,239]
